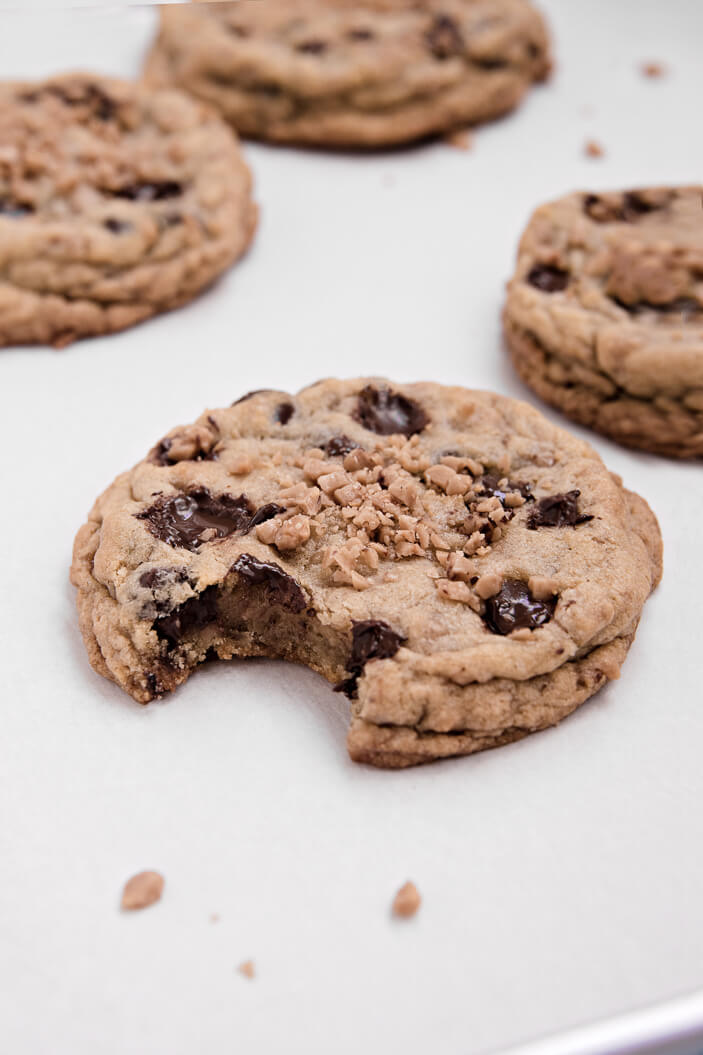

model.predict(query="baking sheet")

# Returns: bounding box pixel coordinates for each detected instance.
[1,3,702,1054]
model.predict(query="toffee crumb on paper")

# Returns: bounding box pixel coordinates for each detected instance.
[392,880,422,918]
[121,870,164,911]
[584,139,604,158]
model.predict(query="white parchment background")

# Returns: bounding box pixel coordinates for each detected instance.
[1,3,702,1054]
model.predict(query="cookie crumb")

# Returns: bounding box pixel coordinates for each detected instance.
[238,960,256,979]
[210,913,220,923]
[121,870,164,911]
[444,128,473,151]
[584,139,604,159]
[392,880,421,918]
[641,61,666,78]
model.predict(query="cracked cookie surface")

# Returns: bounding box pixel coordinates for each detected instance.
[503,186,703,457]
[144,0,550,148]
[71,378,661,768]
[0,73,256,348]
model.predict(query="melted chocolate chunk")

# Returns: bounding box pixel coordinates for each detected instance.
[478,474,533,505]
[232,553,306,612]
[154,586,219,648]
[483,580,556,635]
[348,28,374,41]
[103,217,131,234]
[527,490,593,529]
[336,619,406,698]
[112,181,182,202]
[0,199,33,217]
[245,503,286,532]
[275,402,295,425]
[138,490,253,551]
[353,385,428,437]
[426,14,464,59]
[527,265,570,293]
[296,39,327,54]
[325,435,360,457]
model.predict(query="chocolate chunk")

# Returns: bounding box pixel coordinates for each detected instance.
[336,619,406,698]
[583,194,610,222]
[103,217,131,234]
[483,580,556,635]
[527,265,570,293]
[245,503,285,532]
[139,566,190,590]
[0,198,33,217]
[584,191,664,224]
[614,296,700,319]
[325,435,360,457]
[353,385,428,437]
[32,82,118,121]
[232,553,306,612]
[296,40,327,54]
[145,672,167,696]
[231,388,273,406]
[151,438,173,466]
[478,473,533,505]
[154,586,219,647]
[112,181,182,202]
[622,191,658,219]
[139,566,193,618]
[87,85,117,121]
[474,57,508,70]
[426,14,463,59]
[150,434,216,466]
[527,490,594,529]
[138,490,253,551]
[275,402,295,425]
[348,28,374,41]
[255,83,284,98]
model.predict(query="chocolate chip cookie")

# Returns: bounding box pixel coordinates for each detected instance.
[143,1,551,148]
[503,186,703,457]
[71,379,661,768]
[0,74,256,348]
